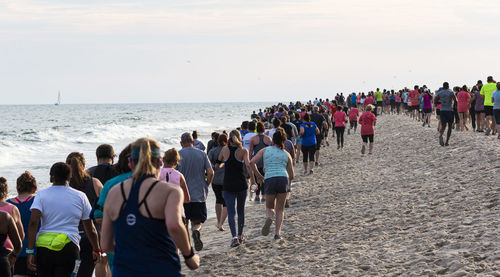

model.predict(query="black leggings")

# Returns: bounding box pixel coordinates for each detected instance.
[301,145,316,162]
[37,242,79,277]
[335,127,345,146]
[469,108,476,129]
[78,234,95,277]
[0,254,11,277]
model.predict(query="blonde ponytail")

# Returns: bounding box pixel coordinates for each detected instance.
[229,130,243,149]
[131,138,161,180]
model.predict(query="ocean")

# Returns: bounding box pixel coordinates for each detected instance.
[0,102,270,217]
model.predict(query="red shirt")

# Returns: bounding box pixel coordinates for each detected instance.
[409,90,419,106]
[333,111,347,127]
[349,108,359,121]
[456,91,470,113]
[365,96,374,105]
[359,111,377,135]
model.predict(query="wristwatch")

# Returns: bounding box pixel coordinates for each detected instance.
[183,248,195,260]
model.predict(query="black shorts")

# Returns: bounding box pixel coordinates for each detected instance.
[350,121,358,128]
[315,134,323,150]
[13,256,36,276]
[494,109,500,124]
[361,134,374,143]
[264,177,288,195]
[484,106,493,116]
[440,110,454,124]
[423,108,432,114]
[184,202,207,223]
[476,110,485,114]
[376,102,382,107]
[436,109,441,116]
[212,184,226,206]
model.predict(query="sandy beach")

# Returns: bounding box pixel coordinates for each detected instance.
[183,114,500,276]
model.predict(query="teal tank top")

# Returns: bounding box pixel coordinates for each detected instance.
[263,146,289,179]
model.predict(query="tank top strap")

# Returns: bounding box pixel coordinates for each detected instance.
[138,180,160,219]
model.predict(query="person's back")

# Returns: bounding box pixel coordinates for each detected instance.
[480,82,496,107]
[222,146,247,192]
[178,147,211,203]
[359,111,376,135]
[263,147,289,179]
[89,163,118,185]
[208,145,225,185]
[300,121,317,146]
[242,132,257,151]
[457,91,470,112]
[252,134,270,168]
[310,113,324,132]
[438,89,454,111]
[349,108,359,121]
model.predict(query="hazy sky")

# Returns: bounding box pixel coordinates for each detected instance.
[1,0,499,104]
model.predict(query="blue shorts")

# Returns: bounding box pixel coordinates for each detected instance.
[264,177,288,195]
[440,111,454,124]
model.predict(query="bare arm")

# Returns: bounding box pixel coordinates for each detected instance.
[179,174,191,203]
[11,206,24,240]
[100,190,116,253]
[315,127,320,135]
[7,213,21,267]
[165,186,200,270]
[83,219,102,263]
[299,126,304,136]
[93,178,103,197]
[205,166,214,187]
[250,148,266,182]
[27,209,41,271]
[242,148,256,185]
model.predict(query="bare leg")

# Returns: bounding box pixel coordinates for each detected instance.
[274,193,287,236]
[219,206,227,230]
[215,203,222,227]
[265,194,276,219]
[368,142,373,154]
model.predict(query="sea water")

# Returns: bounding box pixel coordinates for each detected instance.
[0,102,270,217]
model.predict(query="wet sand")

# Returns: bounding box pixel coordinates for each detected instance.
[183,114,500,276]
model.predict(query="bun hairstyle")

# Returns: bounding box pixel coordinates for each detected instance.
[16,171,37,194]
[0,177,8,200]
[228,130,243,149]
[272,128,286,149]
[217,133,228,146]
[131,138,162,180]
[66,152,90,189]
[163,148,181,166]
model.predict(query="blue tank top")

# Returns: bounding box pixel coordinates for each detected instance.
[263,147,289,179]
[300,122,317,147]
[113,176,181,277]
[7,197,35,257]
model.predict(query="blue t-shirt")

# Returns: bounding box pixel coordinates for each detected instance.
[493,90,500,109]
[300,122,317,146]
[351,95,357,105]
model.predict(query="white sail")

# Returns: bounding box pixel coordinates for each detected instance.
[55,91,61,105]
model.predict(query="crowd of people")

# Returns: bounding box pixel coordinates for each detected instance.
[1,76,499,276]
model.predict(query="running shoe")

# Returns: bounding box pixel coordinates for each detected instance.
[303,170,308,175]
[274,235,282,240]
[192,230,203,251]
[309,169,314,174]
[260,197,266,203]
[361,145,366,154]
[254,196,260,202]
[231,237,240,248]
[486,128,491,136]
[439,135,444,146]
[261,218,273,236]
[238,234,246,244]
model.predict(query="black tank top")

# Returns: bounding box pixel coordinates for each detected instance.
[223,146,248,192]
[253,135,269,169]
[70,177,98,232]
[89,164,118,185]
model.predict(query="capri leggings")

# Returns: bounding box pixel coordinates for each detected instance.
[335,126,345,146]
[301,145,316,162]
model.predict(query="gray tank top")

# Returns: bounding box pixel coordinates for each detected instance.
[253,135,269,169]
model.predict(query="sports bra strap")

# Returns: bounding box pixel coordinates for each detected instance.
[138,181,160,219]
[119,182,127,211]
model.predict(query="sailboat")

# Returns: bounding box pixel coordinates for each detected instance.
[55,91,61,106]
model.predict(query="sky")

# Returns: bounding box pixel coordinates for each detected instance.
[0,0,499,104]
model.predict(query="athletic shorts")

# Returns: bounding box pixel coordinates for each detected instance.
[361,134,374,143]
[296,137,301,145]
[423,108,432,114]
[350,121,358,128]
[184,202,207,223]
[212,184,226,206]
[436,109,440,116]
[376,102,382,107]
[315,134,323,150]
[264,177,288,195]
[484,106,493,116]
[494,109,500,124]
[440,110,454,124]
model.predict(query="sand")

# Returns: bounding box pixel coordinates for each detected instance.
[182,114,500,276]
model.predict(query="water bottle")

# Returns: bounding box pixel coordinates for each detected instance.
[71,259,81,277]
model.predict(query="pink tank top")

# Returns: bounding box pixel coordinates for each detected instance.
[159,168,185,217]
[0,203,14,251]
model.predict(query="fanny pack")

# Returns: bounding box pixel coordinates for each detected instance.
[36,233,71,251]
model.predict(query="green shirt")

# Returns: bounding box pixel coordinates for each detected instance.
[375,91,383,101]
[480,82,496,106]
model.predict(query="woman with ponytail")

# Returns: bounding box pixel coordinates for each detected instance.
[217,130,254,247]
[101,138,199,276]
[65,152,103,277]
[250,129,294,241]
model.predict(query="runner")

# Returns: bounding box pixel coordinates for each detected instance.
[26,162,102,276]
[218,130,254,247]
[457,86,471,131]
[435,82,457,146]
[299,113,319,174]
[206,132,219,154]
[291,113,303,163]
[480,76,497,135]
[242,121,257,151]
[0,177,24,261]
[348,105,359,134]
[333,106,347,149]
[422,90,433,127]
[250,129,294,240]
[192,131,206,151]
[100,138,199,276]
[492,82,500,140]
[207,134,228,231]
[66,152,103,277]
[7,172,38,277]
[249,122,272,202]
[178,133,214,251]
[473,86,485,132]
[359,104,377,155]
[310,106,327,166]
[375,88,383,116]
[88,144,118,186]
[0,210,21,277]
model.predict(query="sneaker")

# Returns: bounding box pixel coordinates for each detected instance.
[260,197,266,203]
[361,145,366,154]
[347,129,351,135]
[261,218,273,236]
[309,169,314,174]
[254,196,260,202]
[303,170,308,175]
[192,230,203,251]
[439,135,444,146]
[238,234,245,244]
[337,145,340,150]
[274,234,282,240]
[285,200,289,208]
[486,128,491,136]
[326,141,330,146]
[230,237,240,248]
[497,135,500,140]
[444,143,449,146]
[314,162,319,166]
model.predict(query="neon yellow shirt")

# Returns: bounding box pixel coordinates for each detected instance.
[375,91,383,101]
[480,83,496,106]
